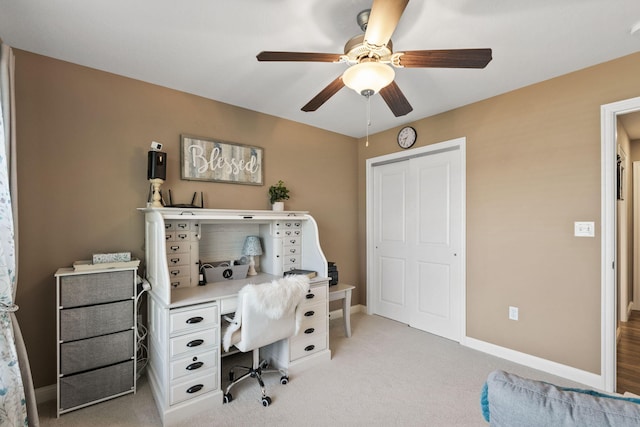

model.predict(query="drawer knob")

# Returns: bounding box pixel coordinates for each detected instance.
[186,361,204,371]
[304,328,315,334]
[304,345,315,352]
[186,384,203,394]
[304,311,315,317]
[170,258,179,264]
[186,339,204,347]
[186,316,204,324]
[170,246,179,251]
[305,294,315,300]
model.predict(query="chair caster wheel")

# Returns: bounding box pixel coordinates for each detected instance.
[261,396,272,407]
[223,393,233,404]
[280,376,289,385]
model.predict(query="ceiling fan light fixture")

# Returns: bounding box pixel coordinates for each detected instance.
[342,61,395,96]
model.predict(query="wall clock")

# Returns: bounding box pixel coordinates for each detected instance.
[397,126,417,149]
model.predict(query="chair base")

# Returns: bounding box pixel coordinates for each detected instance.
[223,349,288,406]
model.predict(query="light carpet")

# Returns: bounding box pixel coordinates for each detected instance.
[37,312,584,426]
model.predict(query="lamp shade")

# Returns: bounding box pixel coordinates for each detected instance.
[242,236,263,256]
[342,62,395,95]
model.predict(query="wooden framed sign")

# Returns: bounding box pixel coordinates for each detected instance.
[180,135,264,185]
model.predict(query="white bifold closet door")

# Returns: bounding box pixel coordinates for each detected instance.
[371,147,462,341]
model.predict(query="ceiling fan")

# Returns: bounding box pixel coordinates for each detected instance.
[256,0,492,117]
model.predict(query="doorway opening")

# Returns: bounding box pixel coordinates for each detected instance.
[601,96,640,393]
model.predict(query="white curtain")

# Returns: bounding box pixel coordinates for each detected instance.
[0,41,38,426]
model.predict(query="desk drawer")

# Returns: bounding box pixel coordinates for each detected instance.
[170,328,218,358]
[166,241,190,254]
[170,305,218,335]
[169,277,191,289]
[168,267,190,279]
[170,349,218,381]
[274,228,302,238]
[290,334,327,361]
[170,371,217,405]
[167,254,190,267]
[295,304,327,336]
[302,285,327,306]
[283,236,301,247]
[274,220,302,230]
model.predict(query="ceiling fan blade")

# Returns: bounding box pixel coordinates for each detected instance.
[301,76,345,112]
[397,48,493,68]
[257,51,343,62]
[364,0,409,47]
[379,81,413,117]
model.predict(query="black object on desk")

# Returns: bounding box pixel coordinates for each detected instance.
[328,262,338,286]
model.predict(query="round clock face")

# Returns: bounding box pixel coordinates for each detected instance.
[397,126,417,149]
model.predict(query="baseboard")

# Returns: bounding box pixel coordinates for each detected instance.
[35,383,56,404]
[463,336,604,390]
[329,304,365,319]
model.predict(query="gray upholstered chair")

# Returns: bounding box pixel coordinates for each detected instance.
[222,275,309,406]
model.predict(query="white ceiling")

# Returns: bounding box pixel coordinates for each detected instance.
[1,0,639,138]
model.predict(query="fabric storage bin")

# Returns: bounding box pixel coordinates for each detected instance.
[59,360,134,410]
[59,270,134,307]
[203,263,249,283]
[60,300,133,342]
[60,330,133,375]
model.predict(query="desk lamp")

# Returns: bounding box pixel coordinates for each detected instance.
[242,236,263,276]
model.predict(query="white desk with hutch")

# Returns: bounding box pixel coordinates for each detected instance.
[141,208,331,425]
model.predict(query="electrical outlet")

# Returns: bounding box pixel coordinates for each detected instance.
[509,306,519,321]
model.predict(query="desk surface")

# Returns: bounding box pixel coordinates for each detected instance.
[168,273,329,308]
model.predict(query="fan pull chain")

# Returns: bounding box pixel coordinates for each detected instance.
[365,93,371,147]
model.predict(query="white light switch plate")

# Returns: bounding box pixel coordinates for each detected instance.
[574,221,595,237]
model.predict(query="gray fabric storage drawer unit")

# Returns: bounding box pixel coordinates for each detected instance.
[60,329,134,375]
[60,270,134,307]
[60,300,134,342]
[59,360,134,411]
[55,265,138,416]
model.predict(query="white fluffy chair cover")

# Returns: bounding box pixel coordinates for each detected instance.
[223,275,310,352]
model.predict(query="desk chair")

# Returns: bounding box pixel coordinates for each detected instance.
[222,275,309,406]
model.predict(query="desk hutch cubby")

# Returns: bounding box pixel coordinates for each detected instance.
[141,208,331,425]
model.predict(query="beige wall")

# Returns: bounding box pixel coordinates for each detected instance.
[13,51,359,388]
[358,52,640,374]
[14,47,640,388]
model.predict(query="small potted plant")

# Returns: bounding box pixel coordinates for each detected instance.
[268,180,290,211]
